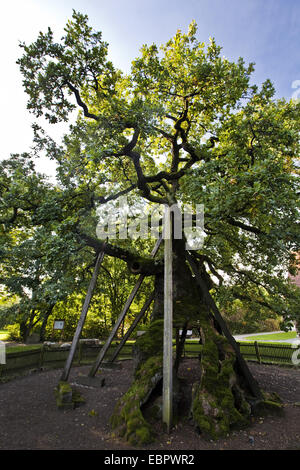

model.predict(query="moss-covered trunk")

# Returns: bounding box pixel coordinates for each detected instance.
[190,319,252,439]
[110,241,280,445]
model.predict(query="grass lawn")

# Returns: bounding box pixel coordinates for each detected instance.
[1,332,297,362]
[0,330,9,341]
[242,331,297,342]
[5,344,42,354]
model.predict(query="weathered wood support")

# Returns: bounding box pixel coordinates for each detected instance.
[110,291,155,363]
[174,322,188,374]
[88,236,162,377]
[254,341,262,364]
[60,250,105,382]
[162,205,173,433]
[88,275,145,377]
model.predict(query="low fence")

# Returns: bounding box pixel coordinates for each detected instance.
[237,341,299,366]
[181,339,300,366]
[0,339,298,378]
[181,340,299,366]
[0,340,133,378]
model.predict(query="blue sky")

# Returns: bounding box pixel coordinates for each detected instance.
[1,0,299,176]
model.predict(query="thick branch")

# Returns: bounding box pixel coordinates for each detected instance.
[94,184,137,205]
[75,230,163,275]
[233,291,275,312]
[128,150,169,204]
[226,216,264,235]
[65,80,99,121]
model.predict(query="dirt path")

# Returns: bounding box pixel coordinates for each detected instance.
[0,359,299,450]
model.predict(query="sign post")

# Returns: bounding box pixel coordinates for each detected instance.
[162,205,173,433]
[53,320,65,331]
[53,319,65,342]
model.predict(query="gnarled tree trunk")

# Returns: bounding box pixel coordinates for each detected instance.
[110,240,281,445]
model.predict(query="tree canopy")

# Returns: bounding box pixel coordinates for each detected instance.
[1,9,299,337]
[1,10,300,444]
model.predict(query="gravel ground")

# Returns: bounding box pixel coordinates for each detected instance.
[0,358,299,451]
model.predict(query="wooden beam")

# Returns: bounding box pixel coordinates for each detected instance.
[88,236,162,377]
[174,322,188,374]
[149,234,163,258]
[88,274,144,377]
[60,250,105,382]
[185,251,263,399]
[110,291,155,363]
[162,205,173,433]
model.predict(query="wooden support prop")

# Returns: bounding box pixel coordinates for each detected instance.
[185,251,263,400]
[60,250,105,382]
[174,322,188,374]
[254,341,262,364]
[88,275,144,376]
[88,236,162,377]
[110,291,155,363]
[162,205,173,433]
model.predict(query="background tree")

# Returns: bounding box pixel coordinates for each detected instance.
[0,153,149,341]
[1,11,299,443]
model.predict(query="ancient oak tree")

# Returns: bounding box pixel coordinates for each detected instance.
[2,11,300,443]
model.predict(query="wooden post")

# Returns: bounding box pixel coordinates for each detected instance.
[88,274,145,377]
[60,250,105,382]
[254,341,261,364]
[174,322,188,374]
[162,205,173,433]
[38,343,45,369]
[78,340,83,365]
[88,236,162,377]
[175,329,179,352]
[110,291,155,363]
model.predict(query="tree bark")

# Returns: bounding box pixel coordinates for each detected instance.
[110,240,281,445]
[39,304,55,342]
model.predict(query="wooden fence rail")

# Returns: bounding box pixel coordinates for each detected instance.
[0,340,298,378]
[237,341,299,365]
[0,342,133,378]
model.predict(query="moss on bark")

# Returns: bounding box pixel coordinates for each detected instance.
[109,253,275,445]
[110,355,163,445]
[190,318,253,439]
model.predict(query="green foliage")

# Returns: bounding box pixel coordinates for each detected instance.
[17,10,116,124]
[4,324,22,342]
[220,298,282,335]
[0,10,299,383]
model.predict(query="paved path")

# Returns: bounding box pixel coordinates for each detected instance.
[234,331,300,345]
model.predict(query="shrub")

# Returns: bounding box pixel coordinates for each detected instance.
[5,324,22,342]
